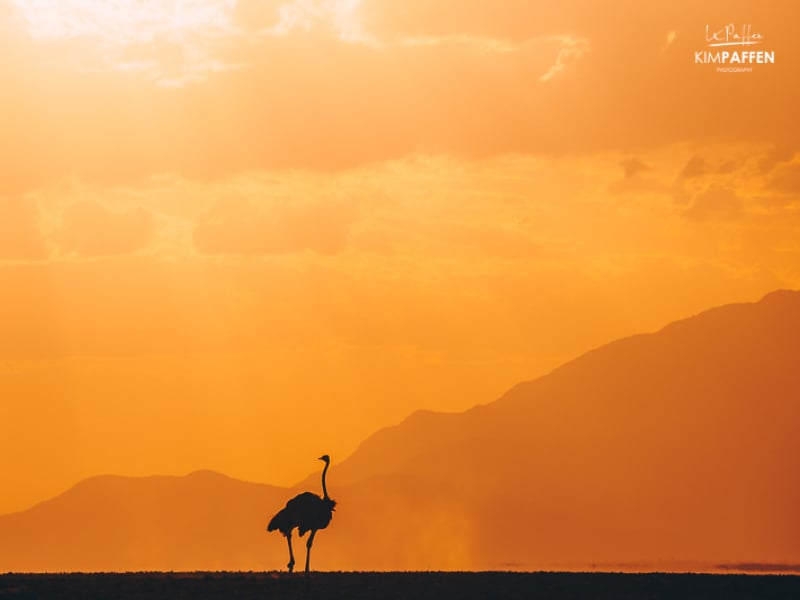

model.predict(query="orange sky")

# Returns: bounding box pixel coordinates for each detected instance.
[1,0,799,515]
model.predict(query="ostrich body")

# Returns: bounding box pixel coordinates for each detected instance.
[267,455,336,573]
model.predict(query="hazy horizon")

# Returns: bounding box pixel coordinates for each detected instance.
[2,290,799,572]
[3,288,796,513]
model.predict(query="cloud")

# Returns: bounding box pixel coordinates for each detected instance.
[606,157,672,195]
[253,0,375,44]
[620,157,651,179]
[0,198,49,260]
[55,201,154,257]
[757,145,796,175]
[2,1,799,192]
[768,161,800,194]
[232,0,285,31]
[7,0,243,85]
[539,35,590,82]
[0,152,796,367]
[684,186,741,222]
[357,0,588,41]
[678,156,707,180]
[193,195,354,255]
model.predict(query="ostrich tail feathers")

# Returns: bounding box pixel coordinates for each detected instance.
[267,508,289,533]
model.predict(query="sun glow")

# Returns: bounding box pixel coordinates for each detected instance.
[13,0,237,42]
[10,0,240,83]
[9,0,370,83]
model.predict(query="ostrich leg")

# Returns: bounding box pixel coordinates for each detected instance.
[286,532,296,573]
[304,530,317,574]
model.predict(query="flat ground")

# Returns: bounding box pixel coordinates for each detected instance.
[1,571,799,599]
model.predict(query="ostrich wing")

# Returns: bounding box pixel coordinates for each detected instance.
[267,492,323,536]
[268,491,337,537]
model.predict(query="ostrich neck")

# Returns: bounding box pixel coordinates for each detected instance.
[321,461,330,500]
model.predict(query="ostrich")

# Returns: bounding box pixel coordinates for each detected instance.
[267,455,336,574]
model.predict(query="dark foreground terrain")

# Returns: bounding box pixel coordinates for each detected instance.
[1,571,799,600]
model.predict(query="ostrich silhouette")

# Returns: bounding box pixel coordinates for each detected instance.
[267,455,336,574]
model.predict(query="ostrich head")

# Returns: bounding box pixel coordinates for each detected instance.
[318,454,330,463]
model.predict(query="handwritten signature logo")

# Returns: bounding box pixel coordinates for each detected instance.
[705,24,763,47]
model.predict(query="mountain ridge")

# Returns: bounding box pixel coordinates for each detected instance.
[315,288,800,490]
[2,289,799,571]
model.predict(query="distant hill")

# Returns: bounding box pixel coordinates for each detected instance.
[0,470,288,571]
[2,290,799,572]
